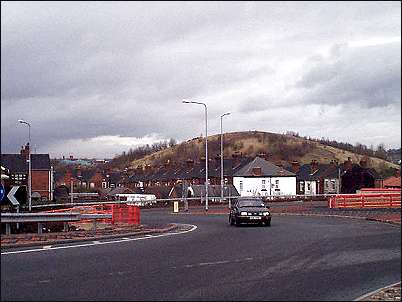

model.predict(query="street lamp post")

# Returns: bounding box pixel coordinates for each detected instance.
[18,119,32,212]
[182,100,209,212]
[220,112,230,206]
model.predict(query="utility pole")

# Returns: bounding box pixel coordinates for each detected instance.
[18,119,32,211]
[220,112,230,206]
[183,100,209,212]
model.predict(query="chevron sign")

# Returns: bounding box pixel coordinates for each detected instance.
[7,186,20,206]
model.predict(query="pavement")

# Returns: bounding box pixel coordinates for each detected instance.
[1,200,400,301]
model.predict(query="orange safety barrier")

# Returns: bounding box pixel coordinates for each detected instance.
[42,203,141,225]
[360,188,401,192]
[44,205,113,224]
[329,193,401,209]
[111,204,140,225]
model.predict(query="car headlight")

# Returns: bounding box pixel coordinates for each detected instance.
[263,211,270,216]
[240,212,248,216]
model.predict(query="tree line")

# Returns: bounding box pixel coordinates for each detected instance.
[285,131,396,161]
[109,138,177,167]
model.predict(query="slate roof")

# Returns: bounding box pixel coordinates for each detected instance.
[1,154,51,172]
[127,157,254,183]
[186,184,240,198]
[234,157,295,177]
[108,186,135,196]
[143,185,172,199]
[108,172,123,184]
[296,164,339,181]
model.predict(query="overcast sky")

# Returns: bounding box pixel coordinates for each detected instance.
[1,1,401,159]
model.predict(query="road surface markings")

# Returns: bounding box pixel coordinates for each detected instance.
[1,224,197,255]
[354,281,401,301]
[177,257,254,269]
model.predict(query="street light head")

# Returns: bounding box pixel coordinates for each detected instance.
[18,119,30,126]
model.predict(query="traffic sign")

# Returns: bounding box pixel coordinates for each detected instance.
[0,184,4,202]
[7,186,21,206]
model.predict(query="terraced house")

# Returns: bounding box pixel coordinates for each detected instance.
[233,157,296,197]
[1,143,54,201]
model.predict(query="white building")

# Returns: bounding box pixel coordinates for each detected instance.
[233,157,296,197]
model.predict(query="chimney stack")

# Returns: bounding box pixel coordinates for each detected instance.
[252,167,262,176]
[291,161,300,173]
[310,160,319,174]
[76,167,82,178]
[186,159,194,168]
[20,143,30,160]
[359,159,367,168]
[344,157,353,171]
[257,152,268,161]
[163,159,171,169]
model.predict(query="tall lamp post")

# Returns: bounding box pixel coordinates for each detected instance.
[18,119,32,212]
[182,99,209,212]
[220,112,230,206]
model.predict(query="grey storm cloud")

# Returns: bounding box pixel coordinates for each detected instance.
[296,43,401,108]
[1,1,401,157]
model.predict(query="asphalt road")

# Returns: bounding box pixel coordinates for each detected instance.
[1,209,401,301]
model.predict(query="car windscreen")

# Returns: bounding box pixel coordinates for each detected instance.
[237,200,265,207]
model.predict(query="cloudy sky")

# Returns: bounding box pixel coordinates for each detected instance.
[1,1,401,159]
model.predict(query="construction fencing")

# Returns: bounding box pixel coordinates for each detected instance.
[44,203,140,225]
[329,193,401,209]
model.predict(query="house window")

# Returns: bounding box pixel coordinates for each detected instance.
[300,182,304,192]
[331,180,336,191]
[262,180,266,189]
[275,179,279,189]
[307,183,311,191]
[324,180,329,189]
[102,182,107,188]
[239,181,243,192]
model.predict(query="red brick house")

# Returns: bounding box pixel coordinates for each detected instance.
[1,143,54,201]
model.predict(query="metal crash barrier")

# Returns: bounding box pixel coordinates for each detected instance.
[2,212,81,235]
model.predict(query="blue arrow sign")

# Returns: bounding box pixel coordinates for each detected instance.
[0,184,5,202]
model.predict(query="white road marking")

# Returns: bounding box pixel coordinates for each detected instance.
[38,280,51,283]
[42,245,52,249]
[92,241,101,244]
[1,224,197,255]
[354,281,401,301]
[199,260,230,266]
[179,257,254,269]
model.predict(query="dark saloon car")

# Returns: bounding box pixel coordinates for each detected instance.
[229,198,271,227]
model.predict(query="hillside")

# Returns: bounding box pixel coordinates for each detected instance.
[127,131,399,175]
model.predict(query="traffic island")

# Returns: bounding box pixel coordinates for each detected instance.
[0,223,178,249]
